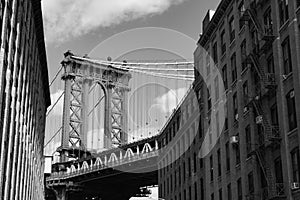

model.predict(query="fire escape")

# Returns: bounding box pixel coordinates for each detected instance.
[240,2,285,200]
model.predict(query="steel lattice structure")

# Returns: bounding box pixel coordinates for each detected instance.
[58,51,131,162]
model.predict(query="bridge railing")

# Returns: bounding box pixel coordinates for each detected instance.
[47,141,159,181]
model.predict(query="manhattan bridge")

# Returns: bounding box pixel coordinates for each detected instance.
[44,51,197,200]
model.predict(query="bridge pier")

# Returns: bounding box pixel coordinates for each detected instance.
[53,187,68,200]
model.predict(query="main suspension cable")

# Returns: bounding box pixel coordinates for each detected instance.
[46,91,65,117]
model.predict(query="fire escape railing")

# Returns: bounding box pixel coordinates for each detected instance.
[241,3,284,199]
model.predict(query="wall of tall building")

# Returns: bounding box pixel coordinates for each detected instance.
[159,0,300,200]
[0,0,50,200]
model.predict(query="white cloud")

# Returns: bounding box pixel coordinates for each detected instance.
[154,87,187,113]
[42,0,186,43]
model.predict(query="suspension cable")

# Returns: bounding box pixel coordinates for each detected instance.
[88,96,105,116]
[71,56,194,66]
[49,66,63,87]
[46,91,65,117]
[44,126,62,148]
[111,65,194,81]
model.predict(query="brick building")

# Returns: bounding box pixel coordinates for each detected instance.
[0,0,50,200]
[158,0,300,199]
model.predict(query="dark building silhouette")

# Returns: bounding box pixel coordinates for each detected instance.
[0,0,50,199]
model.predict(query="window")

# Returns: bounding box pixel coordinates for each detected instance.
[233,93,238,121]
[245,125,251,157]
[229,17,235,42]
[194,153,197,173]
[200,158,203,168]
[270,103,279,126]
[274,157,283,184]
[267,54,275,73]
[282,37,292,74]
[263,8,273,35]
[278,0,289,26]
[251,30,259,54]
[239,1,245,29]
[194,182,198,200]
[227,184,232,200]
[243,81,248,107]
[200,178,204,200]
[222,65,228,90]
[214,76,219,101]
[189,186,192,200]
[210,155,214,181]
[219,189,223,200]
[183,161,186,182]
[237,178,242,200]
[217,149,221,177]
[236,136,241,165]
[241,40,247,71]
[231,53,237,83]
[297,0,300,8]
[208,86,212,111]
[286,90,297,131]
[216,112,220,137]
[291,148,300,182]
[179,166,181,185]
[248,172,254,194]
[188,157,191,177]
[206,51,211,76]
[221,30,226,55]
[211,193,214,200]
[213,42,218,64]
[260,168,267,188]
[226,142,230,171]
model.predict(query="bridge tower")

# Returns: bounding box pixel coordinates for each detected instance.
[57,51,131,162]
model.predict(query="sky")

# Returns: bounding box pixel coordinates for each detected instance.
[42,0,221,199]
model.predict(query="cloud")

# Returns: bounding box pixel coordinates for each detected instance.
[42,0,186,44]
[154,87,187,113]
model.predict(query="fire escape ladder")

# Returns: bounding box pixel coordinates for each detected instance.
[241,7,275,53]
[248,53,276,94]
[253,149,277,199]
[252,99,281,145]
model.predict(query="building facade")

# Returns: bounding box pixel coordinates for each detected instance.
[0,0,50,200]
[159,0,300,199]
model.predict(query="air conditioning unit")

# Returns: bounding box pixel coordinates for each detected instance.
[291,182,300,190]
[282,74,288,80]
[290,90,295,98]
[230,136,239,145]
[256,116,263,124]
[235,114,239,120]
